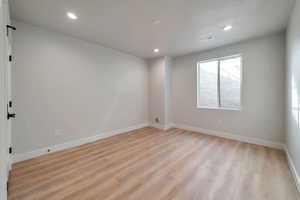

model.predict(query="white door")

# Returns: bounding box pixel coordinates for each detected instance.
[0,0,13,199]
[0,0,8,199]
[3,0,13,173]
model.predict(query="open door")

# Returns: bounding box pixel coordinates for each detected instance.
[0,0,13,199]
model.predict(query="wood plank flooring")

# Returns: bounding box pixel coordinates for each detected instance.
[8,127,299,200]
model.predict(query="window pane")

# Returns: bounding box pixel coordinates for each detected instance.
[220,57,241,109]
[198,61,219,108]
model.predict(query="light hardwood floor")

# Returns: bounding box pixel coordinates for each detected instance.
[8,127,299,200]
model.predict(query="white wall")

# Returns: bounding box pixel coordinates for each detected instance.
[286,0,300,181]
[148,56,172,129]
[12,21,148,154]
[148,57,166,127]
[172,33,286,143]
[164,57,172,126]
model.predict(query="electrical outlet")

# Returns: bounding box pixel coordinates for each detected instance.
[155,117,160,123]
[54,129,63,136]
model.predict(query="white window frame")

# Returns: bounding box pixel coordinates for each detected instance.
[197,54,243,111]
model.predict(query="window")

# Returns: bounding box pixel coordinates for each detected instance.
[197,55,242,110]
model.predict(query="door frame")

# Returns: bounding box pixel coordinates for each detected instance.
[0,0,12,199]
[0,0,8,198]
[3,0,12,173]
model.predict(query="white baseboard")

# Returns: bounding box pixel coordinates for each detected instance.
[150,123,175,131]
[12,123,149,163]
[150,123,165,130]
[284,146,300,193]
[164,123,176,130]
[173,123,284,150]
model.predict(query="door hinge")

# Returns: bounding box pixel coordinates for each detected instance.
[6,24,16,36]
[9,55,12,62]
[9,147,12,154]
[7,103,16,120]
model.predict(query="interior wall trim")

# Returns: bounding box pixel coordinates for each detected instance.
[284,146,300,194]
[12,123,149,163]
[164,123,284,149]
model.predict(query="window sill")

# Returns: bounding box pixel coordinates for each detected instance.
[197,106,242,111]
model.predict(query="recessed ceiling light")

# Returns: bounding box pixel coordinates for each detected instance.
[153,48,159,53]
[67,12,78,20]
[223,25,232,31]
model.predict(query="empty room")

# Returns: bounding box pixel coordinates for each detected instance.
[1,0,300,199]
